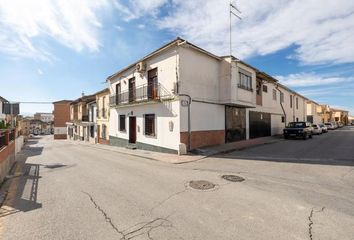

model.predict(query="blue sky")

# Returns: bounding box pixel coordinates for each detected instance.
[0,0,354,115]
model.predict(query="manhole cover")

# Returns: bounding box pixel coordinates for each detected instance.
[189,180,215,190]
[221,175,245,182]
[44,164,66,169]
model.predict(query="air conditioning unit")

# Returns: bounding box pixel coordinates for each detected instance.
[136,62,146,73]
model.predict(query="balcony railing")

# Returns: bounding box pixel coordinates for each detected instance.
[110,83,172,107]
[9,129,15,141]
[82,115,89,122]
[97,108,108,118]
[0,131,6,149]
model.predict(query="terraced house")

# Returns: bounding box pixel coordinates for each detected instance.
[96,88,110,145]
[106,38,308,154]
[67,94,96,141]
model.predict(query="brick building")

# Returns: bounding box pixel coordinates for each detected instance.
[53,100,72,139]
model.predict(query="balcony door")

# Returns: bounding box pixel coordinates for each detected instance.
[129,77,136,102]
[116,83,121,104]
[148,68,158,100]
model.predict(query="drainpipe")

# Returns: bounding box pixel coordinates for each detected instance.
[179,94,191,151]
[276,84,287,127]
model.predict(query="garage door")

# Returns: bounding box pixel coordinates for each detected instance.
[225,106,246,142]
[249,111,271,139]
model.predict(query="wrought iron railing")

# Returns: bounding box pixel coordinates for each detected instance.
[82,115,89,122]
[9,129,15,141]
[0,131,6,149]
[110,83,172,106]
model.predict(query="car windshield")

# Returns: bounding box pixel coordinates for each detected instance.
[287,122,306,128]
[325,123,331,126]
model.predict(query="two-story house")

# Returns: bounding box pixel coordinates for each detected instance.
[306,100,322,124]
[67,94,96,141]
[107,37,306,154]
[96,88,110,145]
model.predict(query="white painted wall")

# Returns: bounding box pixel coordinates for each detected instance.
[110,101,180,150]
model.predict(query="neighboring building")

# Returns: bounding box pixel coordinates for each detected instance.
[106,38,309,154]
[96,89,110,145]
[34,112,54,123]
[87,100,97,144]
[53,100,72,139]
[319,104,331,123]
[349,116,354,125]
[67,94,96,141]
[330,108,349,125]
[0,96,7,123]
[306,100,322,124]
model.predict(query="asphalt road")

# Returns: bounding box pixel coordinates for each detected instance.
[0,128,353,240]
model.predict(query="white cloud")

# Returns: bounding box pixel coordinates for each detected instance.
[0,0,110,60]
[155,0,354,65]
[276,72,354,87]
[37,68,43,75]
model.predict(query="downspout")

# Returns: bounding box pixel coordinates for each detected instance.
[176,41,192,152]
[276,84,287,127]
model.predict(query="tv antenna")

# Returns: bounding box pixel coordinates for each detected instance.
[229,0,242,58]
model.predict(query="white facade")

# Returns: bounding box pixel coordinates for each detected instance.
[106,38,317,154]
[306,101,322,124]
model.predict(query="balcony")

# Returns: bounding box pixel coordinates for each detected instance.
[96,108,108,119]
[110,83,173,107]
[82,115,89,122]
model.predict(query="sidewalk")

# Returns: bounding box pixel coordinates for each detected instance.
[73,136,283,164]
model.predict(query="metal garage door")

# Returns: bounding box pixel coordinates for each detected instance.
[249,111,271,139]
[225,106,246,142]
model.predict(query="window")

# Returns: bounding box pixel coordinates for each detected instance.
[281,116,285,123]
[280,92,284,103]
[273,89,277,101]
[144,114,155,136]
[290,95,293,108]
[263,85,268,93]
[296,117,299,122]
[296,97,299,109]
[119,115,126,132]
[238,69,252,91]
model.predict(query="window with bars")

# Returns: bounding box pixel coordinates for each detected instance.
[290,95,293,108]
[119,115,126,132]
[280,92,284,103]
[238,70,252,91]
[296,97,299,109]
[263,85,268,93]
[144,114,155,136]
[273,89,277,101]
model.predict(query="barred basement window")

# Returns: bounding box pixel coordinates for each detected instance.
[119,115,126,132]
[144,114,155,136]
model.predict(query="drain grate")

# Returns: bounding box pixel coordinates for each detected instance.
[221,175,245,182]
[189,180,215,190]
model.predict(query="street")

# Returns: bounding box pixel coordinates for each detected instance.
[0,128,354,240]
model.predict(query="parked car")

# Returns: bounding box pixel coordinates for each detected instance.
[319,123,328,133]
[312,124,323,135]
[337,122,344,128]
[325,122,336,130]
[283,122,313,140]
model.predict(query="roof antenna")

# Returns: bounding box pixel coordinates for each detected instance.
[229,0,242,59]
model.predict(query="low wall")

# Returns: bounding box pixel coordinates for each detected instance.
[15,135,24,154]
[0,130,16,183]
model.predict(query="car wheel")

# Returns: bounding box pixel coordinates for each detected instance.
[309,134,313,139]
[284,135,288,139]
[303,134,307,140]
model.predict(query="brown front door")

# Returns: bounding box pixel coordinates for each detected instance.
[129,117,136,143]
[97,125,100,140]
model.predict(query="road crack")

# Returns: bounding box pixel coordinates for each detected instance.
[308,207,325,240]
[83,191,179,239]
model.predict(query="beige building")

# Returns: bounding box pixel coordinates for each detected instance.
[96,89,110,145]
[306,100,322,124]
[330,108,349,125]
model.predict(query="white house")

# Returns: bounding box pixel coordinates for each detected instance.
[106,38,308,154]
[306,100,322,124]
